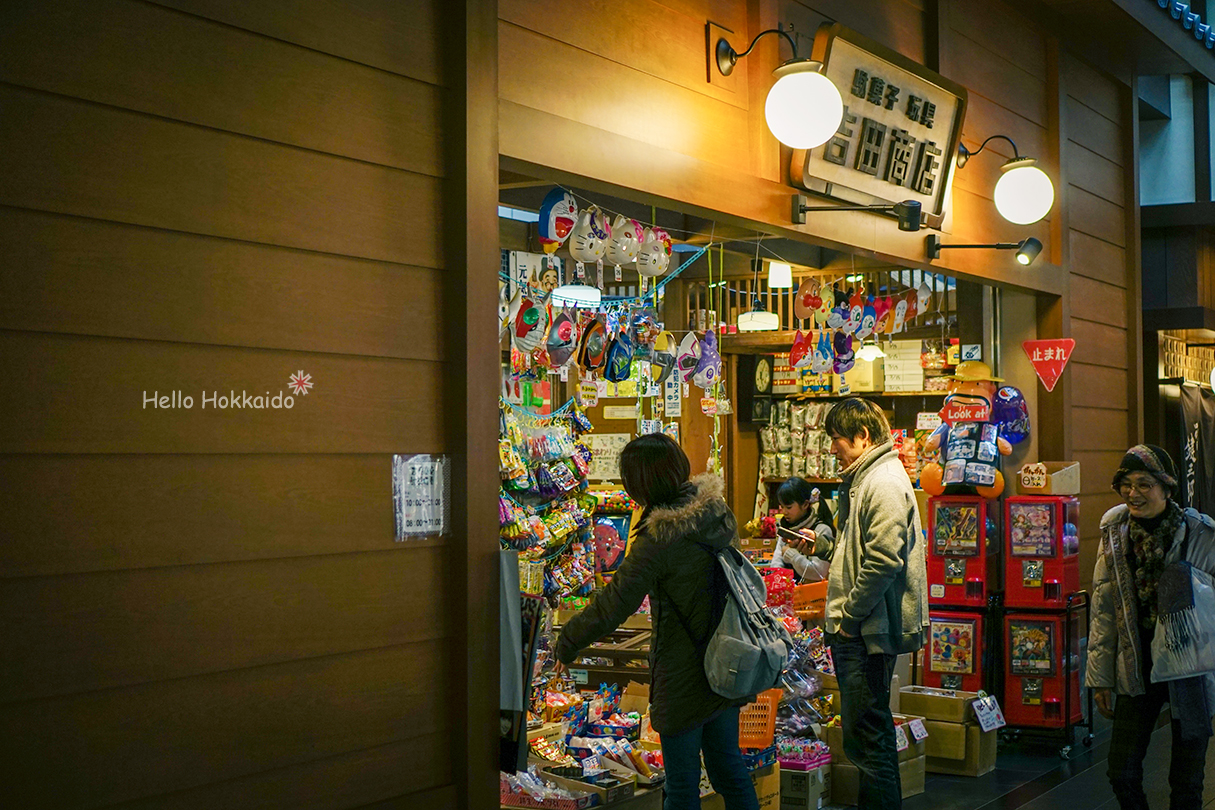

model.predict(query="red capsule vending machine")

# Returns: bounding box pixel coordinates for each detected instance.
[1004,496,1080,608]
[1003,609,1084,732]
[928,496,1002,607]
[924,611,987,693]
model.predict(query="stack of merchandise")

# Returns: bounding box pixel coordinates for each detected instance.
[498,402,597,601]
[883,340,925,392]
[822,710,929,804]
[921,338,957,391]
[500,767,596,809]
[899,686,1000,777]
[759,401,840,482]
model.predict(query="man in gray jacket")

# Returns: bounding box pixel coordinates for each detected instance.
[789,398,928,810]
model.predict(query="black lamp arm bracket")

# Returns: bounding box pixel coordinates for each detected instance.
[717,28,798,76]
[957,134,1022,168]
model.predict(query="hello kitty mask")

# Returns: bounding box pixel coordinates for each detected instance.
[637,227,672,277]
[605,215,642,267]
[569,205,611,263]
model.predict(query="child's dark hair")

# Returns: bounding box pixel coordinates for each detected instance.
[776,477,816,507]
[619,433,691,507]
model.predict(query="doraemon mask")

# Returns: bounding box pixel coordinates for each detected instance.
[578,318,608,371]
[605,330,635,383]
[650,331,678,383]
[605,215,642,267]
[637,227,672,277]
[693,330,722,390]
[676,332,701,382]
[546,311,579,368]
[833,332,855,374]
[569,206,611,263]
[790,330,814,369]
[537,188,578,254]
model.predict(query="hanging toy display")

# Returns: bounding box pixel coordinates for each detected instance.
[604,328,635,383]
[693,329,723,389]
[546,310,580,368]
[793,277,821,322]
[826,294,849,330]
[499,282,513,341]
[811,331,834,374]
[833,332,855,374]
[578,317,609,372]
[605,215,642,283]
[815,284,836,325]
[650,331,678,383]
[904,288,920,323]
[537,188,579,255]
[888,293,910,334]
[873,294,894,333]
[636,227,672,294]
[845,287,866,334]
[917,281,933,315]
[629,307,661,355]
[919,361,1015,499]
[676,331,702,383]
[514,294,550,353]
[856,296,877,340]
[569,205,611,281]
[790,330,814,369]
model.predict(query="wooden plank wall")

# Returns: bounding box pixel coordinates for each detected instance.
[0,1,458,808]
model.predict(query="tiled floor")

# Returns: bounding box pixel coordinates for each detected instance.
[822,716,1215,810]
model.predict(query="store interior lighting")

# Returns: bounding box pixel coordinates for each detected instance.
[738,300,780,331]
[855,340,886,362]
[710,27,843,149]
[767,261,793,288]
[792,195,923,231]
[926,234,1044,266]
[550,283,602,309]
[956,135,1055,225]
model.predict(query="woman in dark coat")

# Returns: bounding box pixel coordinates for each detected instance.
[555,434,758,810]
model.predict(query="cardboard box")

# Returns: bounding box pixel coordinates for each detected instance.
[834,357,884,392]
[830,756,925,804]
[541,769,636,805]
[702,763,780,810]
[1016,461,1081,495]
[780,764,830,810]
[619,682,650,716]
[822,714,926,765]
[922,720,968,760]
[925,723,998,777]
[899,685,981,724]
[527,722,565,744]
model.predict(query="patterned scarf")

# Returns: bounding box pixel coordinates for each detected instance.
[1126,501,1183,629]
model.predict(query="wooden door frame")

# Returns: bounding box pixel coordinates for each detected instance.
[446,1,500,807]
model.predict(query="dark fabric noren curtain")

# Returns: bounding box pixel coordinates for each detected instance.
[1179,385,1215,513]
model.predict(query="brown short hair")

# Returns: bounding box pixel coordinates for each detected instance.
[619,433,691,507]
[824,397,891,443]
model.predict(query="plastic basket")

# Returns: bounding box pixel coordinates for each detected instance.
[738,689,782,749]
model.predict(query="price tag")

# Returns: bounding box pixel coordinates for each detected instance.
[640,419,662,435]
[579,381,599,407]
[570,668,589,685]
[894,724,910,752]
[559,365,569,382]
[1020,462,1048,490]
[930,584,945,599]
[908,718,929,742]
[701,398,718,416]
[973,695,1006,730]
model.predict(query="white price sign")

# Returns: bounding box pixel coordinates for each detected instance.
[908,718,929,742]
[392,454,449,540]
[972,695,1006,732]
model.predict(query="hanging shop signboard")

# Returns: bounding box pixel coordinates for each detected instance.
[791,24,968,230]
[1023,338,1075,392]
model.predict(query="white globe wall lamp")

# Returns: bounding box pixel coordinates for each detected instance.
[712,27,844,149]
[956,135,1055,225]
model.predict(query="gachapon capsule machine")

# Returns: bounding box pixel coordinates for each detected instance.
[1004,496,1080,608]
[1003,610,1084,729]
[923,610,988,693]
[927,496,1002,607]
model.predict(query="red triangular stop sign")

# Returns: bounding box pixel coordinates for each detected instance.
[1023,339,1076,392]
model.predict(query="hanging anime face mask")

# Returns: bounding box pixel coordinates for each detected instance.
[677,331,701,382]
[650,331,678,383]
[873,295,893,333]
[812,331,834,374]
[816,285,836,323]
[630,306,661,350]
[605,329,635,382]
[637,228,672,277]
[890,295,910,333]
[514,294,549,353]
[833,332,856,374]
[546,310,579,368]
[693,329,722,389]
[605,215,642,267]
[856,296,877,340]
[498,282,512,340]
[578,318,609,371]
[790,330,814,369]
[845,287,866,334]
[904,289,919,323]
[537,188,578,254]
[917,281,933,315]
[569,205,611,264]
[794,278,821,321]
[826,297,848,330]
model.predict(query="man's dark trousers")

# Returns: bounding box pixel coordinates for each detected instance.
[830,634,901,810]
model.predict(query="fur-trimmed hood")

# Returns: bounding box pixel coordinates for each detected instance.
[643,473,736,549]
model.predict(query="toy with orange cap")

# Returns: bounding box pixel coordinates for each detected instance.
[920,361,1014,499]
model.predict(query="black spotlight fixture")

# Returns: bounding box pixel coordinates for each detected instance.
[792,194,922,231]
[925,234,1043,266]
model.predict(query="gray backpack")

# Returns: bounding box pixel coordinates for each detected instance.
[665,544,793,700]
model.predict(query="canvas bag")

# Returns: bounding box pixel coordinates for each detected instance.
[1151,529,1215,682]
[663,544,793,700]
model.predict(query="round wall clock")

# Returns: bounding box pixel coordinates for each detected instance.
[755,356,772,395]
